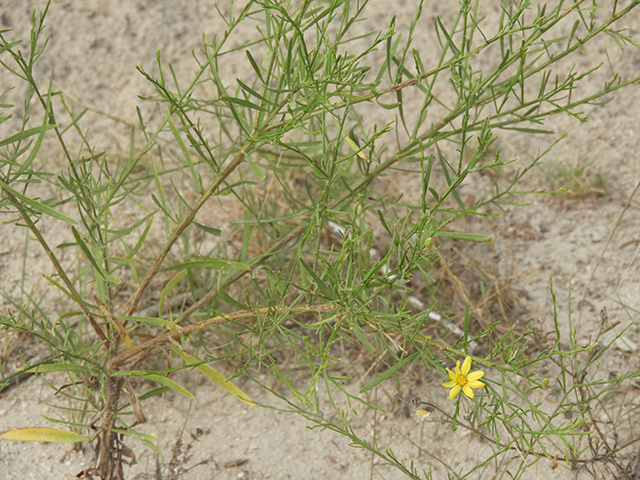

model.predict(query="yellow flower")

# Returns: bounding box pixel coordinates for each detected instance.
[416,409,431,421]
[443,356,485,400]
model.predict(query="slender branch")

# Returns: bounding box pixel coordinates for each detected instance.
[112,304,337,367]
[124,145,258,317]
[1,188,107,343]
[413,398,594,465]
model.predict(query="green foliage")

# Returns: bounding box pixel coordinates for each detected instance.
[1,1,639,479]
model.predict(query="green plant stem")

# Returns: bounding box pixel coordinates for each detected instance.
[1,188,107,343]
[124,144,263,319]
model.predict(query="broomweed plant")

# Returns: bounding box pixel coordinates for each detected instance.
[1,1,640,479]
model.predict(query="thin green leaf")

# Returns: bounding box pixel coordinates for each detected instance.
[139,386,171,401]
[499,126,555,134]
[219,290,249,310]
[71,227,121,284]
[0,179,77,225]
[166,110,203,194]
[434,231,491,243]
[245,50,264,83]
[300,261,332,296]
[0,124,55,147]
[360,353,418,393]
[246,158,266,181]
[20,363,92,374]
[111,371,194,399]
[160,259,251,273]
[221,95,266,112]
[158,270,188,317]
[194,222,221,236]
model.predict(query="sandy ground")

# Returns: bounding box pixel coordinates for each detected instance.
[1,1,640,479]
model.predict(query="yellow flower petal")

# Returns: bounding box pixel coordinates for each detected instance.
[448,384,461,400]
[467,371,484,382]
[468,380,485,389]
[443,379,457,388]
[462,384,474,398]
[454,361,461,375]
[447,368,457,381]
[461,356,472,375]
[416,409,430,420]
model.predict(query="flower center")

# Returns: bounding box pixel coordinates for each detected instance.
[456,375,468,387]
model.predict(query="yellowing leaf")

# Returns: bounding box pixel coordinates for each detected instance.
[170,346,255,407]
[1,427,84,443]
[111,371,195,399]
